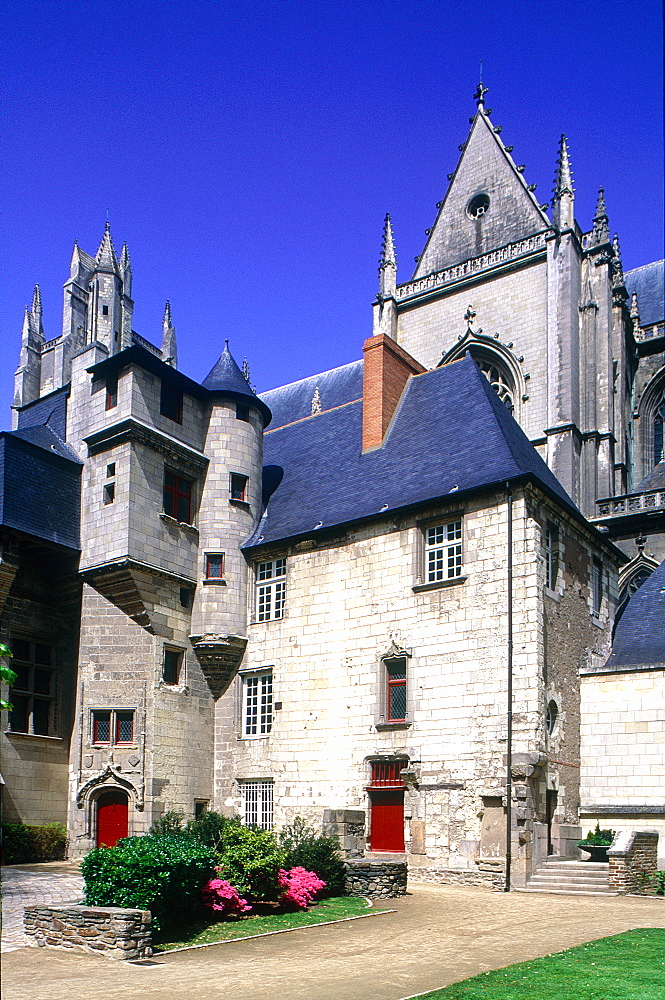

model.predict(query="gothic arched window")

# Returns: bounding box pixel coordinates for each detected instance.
[475,357,515,412]
[614,567,653,634]
[654,396,665,466]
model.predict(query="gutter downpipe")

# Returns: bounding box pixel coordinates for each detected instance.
[505,482,513,892]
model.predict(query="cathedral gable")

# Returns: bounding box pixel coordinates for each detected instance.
[414,110,549,278]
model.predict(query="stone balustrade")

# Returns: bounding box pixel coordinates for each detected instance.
[24,904,152,960]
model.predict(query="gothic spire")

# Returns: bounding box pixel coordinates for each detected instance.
[378,213,397,298]
[552,135,574,230]
[95,220,118,270]
[591,187,610,245]
[161,300,177,368]
[31,284,42,317]
[553,135,574,199]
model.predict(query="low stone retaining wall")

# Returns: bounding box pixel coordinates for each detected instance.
[608,831,659,894]
[24,904,152,960]
[407,861,503,891]
[344,859,407,897]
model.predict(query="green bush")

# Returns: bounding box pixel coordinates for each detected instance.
[279,817,346,896]
[216,825,286,900]
[186,810,240,852]
[149,810,186,836]
[2,822,67,864]
[80,834,217,933]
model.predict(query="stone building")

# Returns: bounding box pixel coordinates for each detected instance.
[1,87,662,883]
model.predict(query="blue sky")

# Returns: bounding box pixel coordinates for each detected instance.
[1,0,662,427]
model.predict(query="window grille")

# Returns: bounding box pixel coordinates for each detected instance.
[240,780,273,829]
[8,639,54,736]
[425,521,462,582]
[370,761,406,787]
[385,657,407,722]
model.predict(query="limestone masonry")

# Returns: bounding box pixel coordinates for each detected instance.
[1,85,663,886]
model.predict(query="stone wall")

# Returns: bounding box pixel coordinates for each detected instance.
[344,860,407,898]
[322,809,366,858]
[24,904,152,960]
[608,830,659,894]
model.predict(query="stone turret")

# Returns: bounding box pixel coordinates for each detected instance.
[189,342,271,698]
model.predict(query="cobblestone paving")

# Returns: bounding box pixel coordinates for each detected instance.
[1,863,84,953]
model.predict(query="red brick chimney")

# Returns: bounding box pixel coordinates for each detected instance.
[362,334,426,451]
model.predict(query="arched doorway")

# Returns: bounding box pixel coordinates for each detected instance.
[96,789,129,848]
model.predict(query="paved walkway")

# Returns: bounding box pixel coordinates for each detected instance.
[2,868,664,1000]
[1,862,84,953]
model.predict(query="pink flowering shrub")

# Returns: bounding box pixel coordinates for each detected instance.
[201,877,252,917]
[278,866,326,910]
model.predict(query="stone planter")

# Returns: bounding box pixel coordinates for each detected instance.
[578,843,611,862]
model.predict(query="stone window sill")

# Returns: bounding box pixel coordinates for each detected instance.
[229,499,251,511]
[160,513,199,536]
[413,575,467,594]
[5,731,63,743]
[375,721,412,731]
[202,578,227,586]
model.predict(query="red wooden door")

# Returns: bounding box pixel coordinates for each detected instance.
[96,790,128,848]
[369,789,405,851]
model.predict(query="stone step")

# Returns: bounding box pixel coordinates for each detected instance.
[520,888,618,896]
[528,879,610,891]
[526,857,613,895]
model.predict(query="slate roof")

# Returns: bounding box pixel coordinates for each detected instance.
[625,260,664,327]
[202,342,271,425]
[0,427,81,550]
[245,354,577,548]
[261,361,362,430]
[605,558,665,668]
[636,460,665,492]
[16,385,69,439]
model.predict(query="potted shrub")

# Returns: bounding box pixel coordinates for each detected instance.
[577,823,615,862]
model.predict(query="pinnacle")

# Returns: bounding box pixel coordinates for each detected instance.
[163,300,172,328]
[96,220,118,269]
[553,135,574,198]
[120,242,131,271]
[592,186,610,245]
[380,214,396,268]
[31,284,42,314]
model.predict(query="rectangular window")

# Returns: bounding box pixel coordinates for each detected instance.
[230,473,248,502]
[425,520,462,582]
[240,780,273,830]
[115,711,134,745]
[163,647,183,685]
[236,404,250,421]
[163,469,193,523]
[105,376,118,410]
[385,657,407,722]
[103,482,115,505]
[592,557,603,616]
[243,671,273,737]
[179,587,193,609]
[205,553,225,580]
[8,639,54,736]
[545,522,559,590]
[160,383,183,423]
[92,709,135,746]
[255,558,286,622]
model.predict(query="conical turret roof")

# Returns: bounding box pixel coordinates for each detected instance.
[202,341,271,425]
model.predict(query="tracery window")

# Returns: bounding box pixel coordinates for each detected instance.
[475,358,515,412]
[654,396,665,466]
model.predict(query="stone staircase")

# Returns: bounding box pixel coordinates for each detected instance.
[522,857,615,895]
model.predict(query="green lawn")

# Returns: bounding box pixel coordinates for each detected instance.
[154,895,382,951]
[411,929,665,1000]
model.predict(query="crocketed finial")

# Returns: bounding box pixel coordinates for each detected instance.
[591,187,610,245]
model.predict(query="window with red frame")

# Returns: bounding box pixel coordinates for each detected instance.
[385,656,407,722]
[205,553,225,580]
[163,469,193,523]
[92,709,134,746]
[105,376,118,410]
[230,473,248,502]
[370,760,406,787]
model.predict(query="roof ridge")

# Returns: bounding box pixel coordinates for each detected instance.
[260,359,363,397]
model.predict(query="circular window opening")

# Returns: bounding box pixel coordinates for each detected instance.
[546,700,558,735]
[467,193,490,220]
